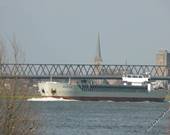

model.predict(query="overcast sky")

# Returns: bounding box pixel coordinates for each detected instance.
[0,0,170,64]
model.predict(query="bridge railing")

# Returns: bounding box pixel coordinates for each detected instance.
[0,64,169,79]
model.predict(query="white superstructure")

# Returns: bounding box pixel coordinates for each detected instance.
[122,74,149,86]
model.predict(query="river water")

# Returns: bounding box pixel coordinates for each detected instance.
[30,99,170,135]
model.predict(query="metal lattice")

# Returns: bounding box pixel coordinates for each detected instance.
[0,64,169,79]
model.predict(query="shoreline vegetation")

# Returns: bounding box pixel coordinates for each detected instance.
[0,35,38,135]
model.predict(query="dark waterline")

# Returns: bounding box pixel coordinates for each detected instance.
[30,101,170,135]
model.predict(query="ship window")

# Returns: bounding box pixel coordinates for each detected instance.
[42,89,45,93]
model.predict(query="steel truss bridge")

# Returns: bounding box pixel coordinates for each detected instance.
[0,64,170,80]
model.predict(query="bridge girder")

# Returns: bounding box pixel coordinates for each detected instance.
[0,64,169,80]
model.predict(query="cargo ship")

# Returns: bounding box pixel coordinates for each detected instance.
[37,74,168,102]
[37,34,168,101]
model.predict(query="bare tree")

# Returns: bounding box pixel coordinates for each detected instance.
[0,35,38,135]
[0,36,6,63]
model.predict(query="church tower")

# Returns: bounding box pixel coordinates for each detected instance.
[94,33,103,65]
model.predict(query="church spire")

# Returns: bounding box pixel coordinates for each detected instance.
[94,32,103,65]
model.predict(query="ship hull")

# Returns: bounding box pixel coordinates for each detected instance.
[38,82,168,102]
[47,96,165,102]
